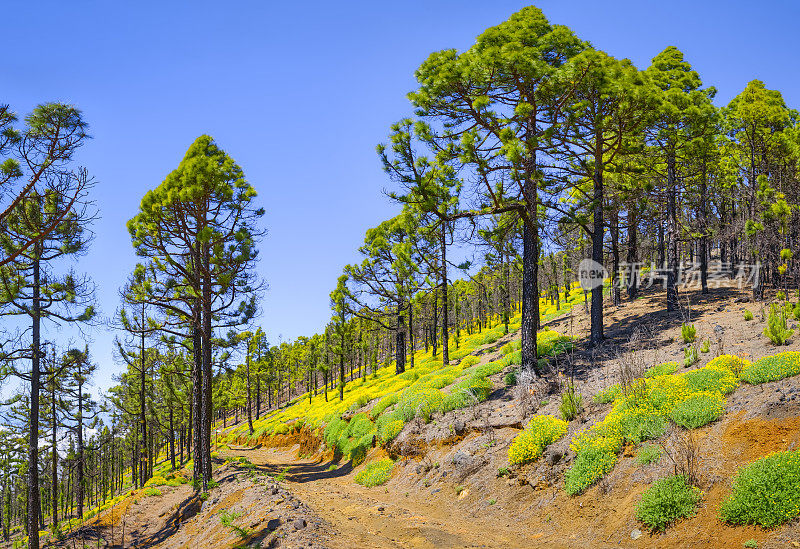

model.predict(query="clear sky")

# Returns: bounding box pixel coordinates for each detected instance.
[4,0,799,394]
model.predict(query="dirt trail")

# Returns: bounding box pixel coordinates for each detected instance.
[220,445,581,549]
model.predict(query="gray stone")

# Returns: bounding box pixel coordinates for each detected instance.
[453,419,466,435]
[631,529,642,540]
[545,449,563,466]
[293,518,307,530]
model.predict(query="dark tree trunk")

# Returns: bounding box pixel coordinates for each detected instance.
[440,222,449,365]
[627,208,638,300]
[520,142,540,371]
[395,310,406,374]
[610,209,621,307]
[666,150,679,311]
[27,250,41,549]
[590,143,605,346]
[139,304,147,488]
[191,326,203,489]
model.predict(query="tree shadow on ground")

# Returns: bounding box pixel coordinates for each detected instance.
[227,449,355,483]
[543,284,746,383]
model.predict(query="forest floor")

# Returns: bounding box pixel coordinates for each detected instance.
[55,281,800,548]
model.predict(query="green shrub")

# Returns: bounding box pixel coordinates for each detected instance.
[499,349,522,368]
[683,344,699,367]
[683,363,738,395]
[744,309,754,321]
[397,388,443,422]
[354,458,395,487]
[681,323,696,343]
[474,361,504,378]
[700,339,710,353]
[618,410,667,444]
[500,341,520,355]
[744,540,757,549]
[378,419,404,443]
[564,445,618,496]
[375,410,404,439]
[420,373,456,390]
[669,392,725,429]
[559,384,583,421]
[777,290,787,301]
[454,375,492,402]
[273,423,291,436]
[720,450,800,527]
[324,417,347,450]
[635,443,662,466]
[143,487,162,497]
[645,362,678,378]
[346,414,374,441]
[440,389,478,413]
[764,303,793,345]
[459,355,480,369]
[636,475,701,532]
[504,369,517,387]
[593,384,620,404]
[740,351,800,384]
[538,330,572,357]
[507,415,568,465]
[370,393,399,418]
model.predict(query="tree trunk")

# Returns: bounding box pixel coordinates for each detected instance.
[666,150,679,311]
[191,326,203,489]
[590,142,605,346]
[627,208,638,300]
[521,143,541,371]
[139,305,148,488]
[440,223,449,365]
[27,250,41,549]
[395,310,406,375]
[246,344,253,435]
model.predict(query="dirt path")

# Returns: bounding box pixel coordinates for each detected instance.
[220,445,580,549]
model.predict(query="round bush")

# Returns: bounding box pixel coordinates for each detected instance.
[669,391,725,429]
[720,450,800,527]
[354,458,395,487]
[508,415,568,465]
[636,475,701,532]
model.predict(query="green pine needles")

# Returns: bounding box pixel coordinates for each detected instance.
[764,303,793,345]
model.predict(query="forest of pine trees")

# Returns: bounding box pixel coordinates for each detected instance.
[1,5,800,547]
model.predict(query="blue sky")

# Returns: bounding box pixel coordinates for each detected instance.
[4,0,799,393]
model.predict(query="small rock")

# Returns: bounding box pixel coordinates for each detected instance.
[377,506,385,512]
[453,419,466,435]
[545,449,563,466]
[293,518,307,530]
[631,529,642,540]
[431,488,441,494]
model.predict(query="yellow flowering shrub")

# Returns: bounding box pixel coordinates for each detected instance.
[707,354,750,377]
[565,356,741,495]
[354,458,395,487]
[508,415,568,465]
[682,360,739,395]
[741,351,800,384]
